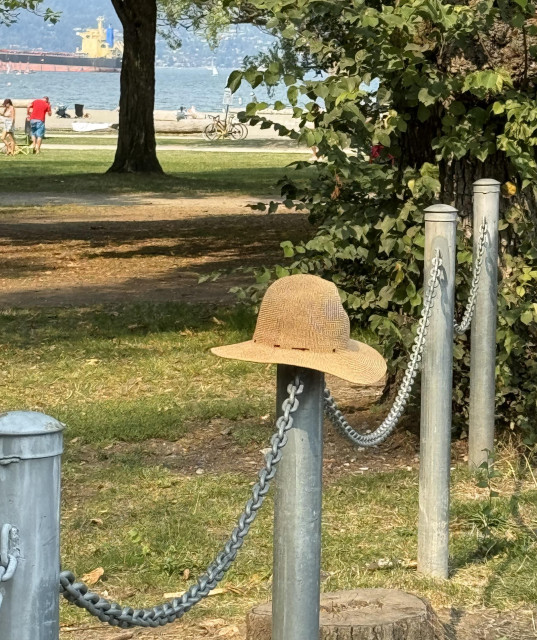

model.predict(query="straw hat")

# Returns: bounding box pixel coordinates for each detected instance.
[211,274,386,384]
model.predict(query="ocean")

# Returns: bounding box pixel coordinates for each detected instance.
[0,66,290,112]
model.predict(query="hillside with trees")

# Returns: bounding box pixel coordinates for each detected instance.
[0,0,273,67]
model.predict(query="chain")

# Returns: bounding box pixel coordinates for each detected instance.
[0,524,19,614]
[60,377,304,629]
[324,249,443,447]
[454,218,487,335]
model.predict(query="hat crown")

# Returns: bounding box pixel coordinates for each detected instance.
[253,275,350,353]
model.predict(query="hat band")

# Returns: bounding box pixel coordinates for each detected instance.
[254,339,339,354]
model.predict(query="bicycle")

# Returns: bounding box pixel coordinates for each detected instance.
[203,114,248,141]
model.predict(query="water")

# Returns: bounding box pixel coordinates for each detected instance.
[0,67,290,111]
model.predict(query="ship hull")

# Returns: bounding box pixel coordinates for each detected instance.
[0,51,121,73]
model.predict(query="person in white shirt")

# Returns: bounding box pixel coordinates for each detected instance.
[1,99,16,156]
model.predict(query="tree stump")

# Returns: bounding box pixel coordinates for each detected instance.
[246,589,444,640]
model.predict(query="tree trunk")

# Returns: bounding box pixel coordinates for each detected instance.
[440,153,510,218]
[399,112,510,219]
[109,0,163,174]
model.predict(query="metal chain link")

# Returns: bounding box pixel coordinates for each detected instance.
[454,218,487,335]
[60,377,304,629]
[0,524,19,614]
[324,249,443,447]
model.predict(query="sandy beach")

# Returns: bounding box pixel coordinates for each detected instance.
[1,100,297,136]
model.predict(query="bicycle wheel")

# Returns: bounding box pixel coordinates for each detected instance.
[238,123,248,140]
[230,123,243,140]
[203,123,219,141]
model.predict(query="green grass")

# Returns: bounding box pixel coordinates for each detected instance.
[0,149,309,196]
[2,302,536,626]
[44,135,303,149]
[60,459,537,625]
[0,304,274,444]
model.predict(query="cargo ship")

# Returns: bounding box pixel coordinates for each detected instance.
[0,17,122,73]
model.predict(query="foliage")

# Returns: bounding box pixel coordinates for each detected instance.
[0,0,58,25]
[158,0,232,48]
[158,0,267,49]
[227,0,537,438]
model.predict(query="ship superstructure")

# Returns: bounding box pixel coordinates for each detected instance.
[0,17,123,73]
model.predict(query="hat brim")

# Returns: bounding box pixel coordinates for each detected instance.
[211,339,386,385]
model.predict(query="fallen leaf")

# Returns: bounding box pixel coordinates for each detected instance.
[81,567,104,585]
[225,585,245,595]
[90,518,103,527]
[183,568,190,580]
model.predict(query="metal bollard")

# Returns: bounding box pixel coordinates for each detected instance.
[468,179,500,469]
[272,365,323,640]
[418,204,457,579]
[0,411,64,640]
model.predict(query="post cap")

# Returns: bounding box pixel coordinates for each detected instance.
[0,411,64,436]
[473,178,501,193]
[424,204,458,222]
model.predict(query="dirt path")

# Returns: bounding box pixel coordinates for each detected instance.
[0,195,309,307]
[0,192,267,208]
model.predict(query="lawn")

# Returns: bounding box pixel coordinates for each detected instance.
[1,304,536,632]
[0,147,535,639]
[43,135,304,150]
[0,148,309,196]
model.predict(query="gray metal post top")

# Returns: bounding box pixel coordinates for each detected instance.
[424,204,458,223]
[0,411,64,436]
[473,178,501,193]
[0,411,64,461]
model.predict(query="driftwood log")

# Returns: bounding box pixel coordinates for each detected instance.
[246,589,444,640]
[154,119,212,134]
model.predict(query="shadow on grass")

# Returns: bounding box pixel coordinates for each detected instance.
[446,472,537,638]
[0,213,308,247]
[0,210,311,306]
[0,302,257,347]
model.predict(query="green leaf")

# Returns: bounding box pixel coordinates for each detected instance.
[287,86,299,105]
[281,241,295,258]
[227,70,243,93]
[418,88,435,106]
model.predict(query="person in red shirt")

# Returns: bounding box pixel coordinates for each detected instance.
[27,97,51,154]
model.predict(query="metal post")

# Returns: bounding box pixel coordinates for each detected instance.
[418,204,457,579]
[273,365,323,640]
[468,179,500,469]
[0,411,64,640]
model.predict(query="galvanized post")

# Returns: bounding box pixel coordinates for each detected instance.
[0,411,64,640]
[418,204,457,579]
[468,179,500,470]
[273,365,323,640]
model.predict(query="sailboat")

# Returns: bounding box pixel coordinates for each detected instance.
[211,58,218,76]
